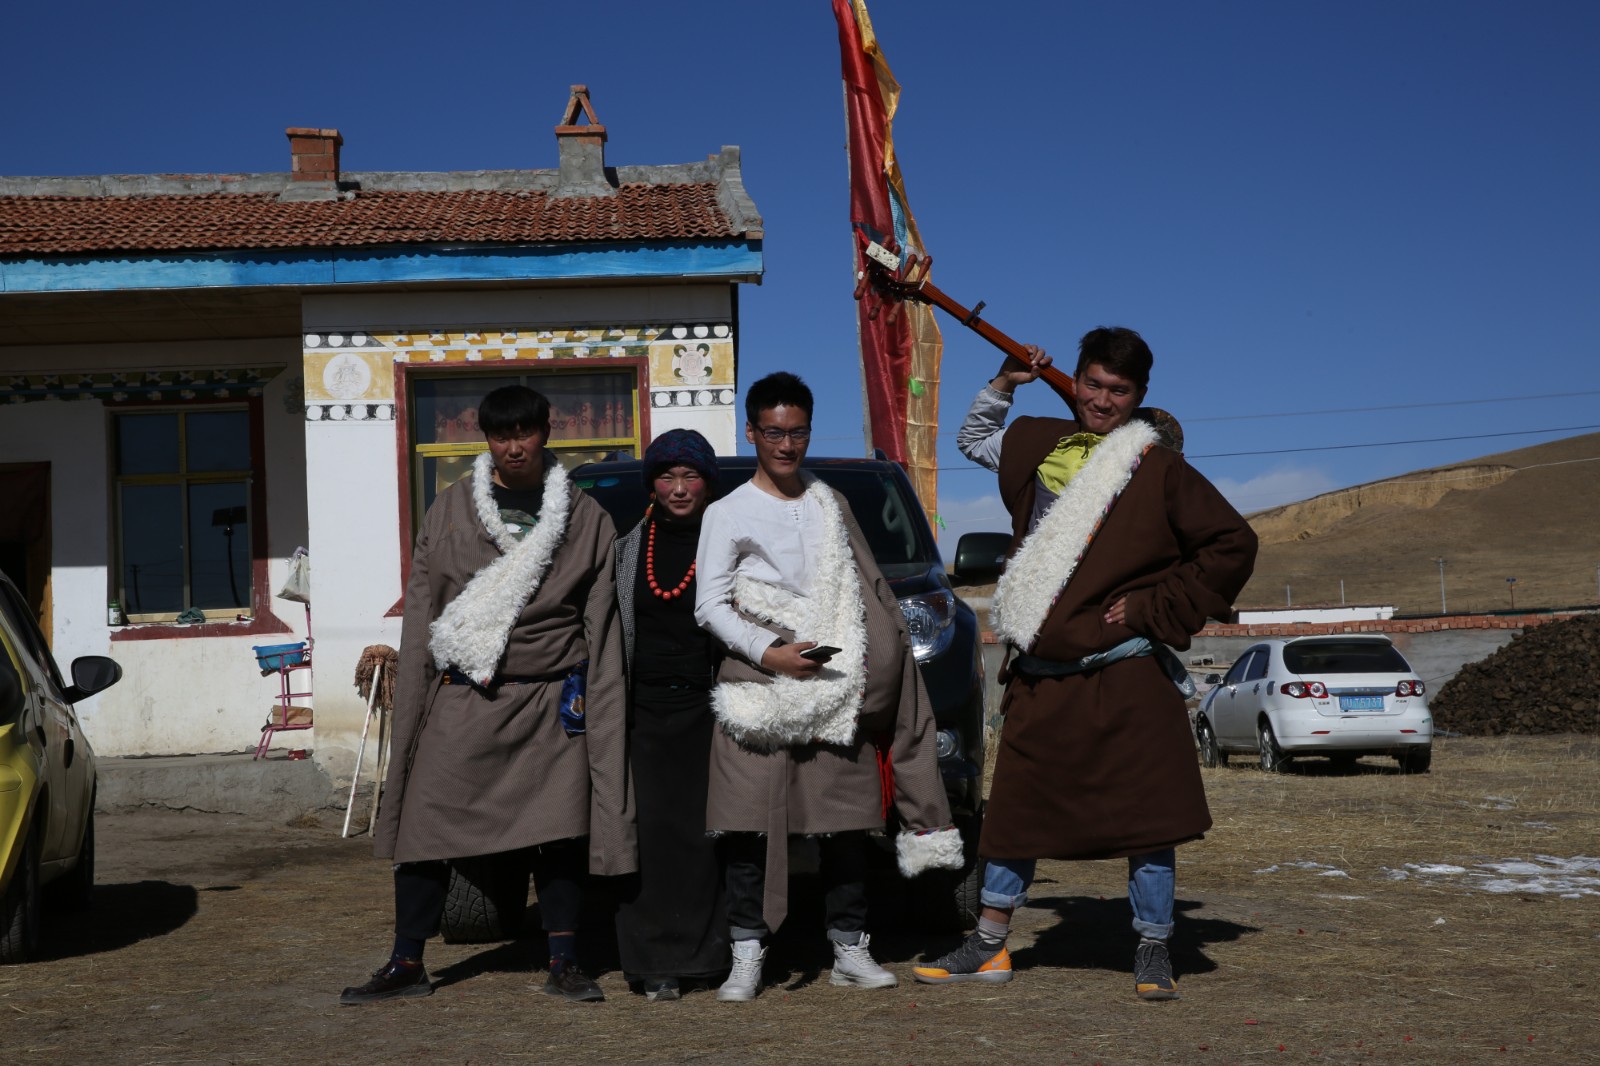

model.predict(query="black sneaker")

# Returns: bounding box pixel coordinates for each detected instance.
[643,977,681,1002]
[1134,938,1179,1001]
[912,931,1013,985]
[544,960,605,1002]
[340,958,432,1005]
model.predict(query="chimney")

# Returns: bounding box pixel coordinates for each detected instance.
[551,86,615,199]
[281,127,343,201]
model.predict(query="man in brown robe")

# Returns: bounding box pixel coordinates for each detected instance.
[341,385,634,1005]
[694,372,964,1002]
[914,328,1256,1001]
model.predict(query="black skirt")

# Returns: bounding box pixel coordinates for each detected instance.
[615,679,728,981]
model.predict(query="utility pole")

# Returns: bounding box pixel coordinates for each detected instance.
[1507,576,1517,611]
[1285,584,1292,607]
[1340,579,1346,605]
[1435,557,1447,615]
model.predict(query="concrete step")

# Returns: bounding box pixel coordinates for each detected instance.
[95,752,339,820]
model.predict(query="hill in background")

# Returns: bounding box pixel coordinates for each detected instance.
[1239,432,1600,614]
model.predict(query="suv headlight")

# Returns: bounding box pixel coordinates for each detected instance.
[899,589,957,663]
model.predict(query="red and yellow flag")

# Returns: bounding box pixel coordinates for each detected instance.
[833,0,944,532]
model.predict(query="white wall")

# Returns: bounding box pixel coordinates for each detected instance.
[1237,605,1397,624]
[0,339,308,755]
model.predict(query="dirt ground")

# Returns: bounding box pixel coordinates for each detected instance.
[2,736,1596,1065]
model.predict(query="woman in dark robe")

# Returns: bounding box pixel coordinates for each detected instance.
[614,428,727,1000]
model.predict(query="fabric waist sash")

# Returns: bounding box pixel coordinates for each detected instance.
[1012,637,1197,698]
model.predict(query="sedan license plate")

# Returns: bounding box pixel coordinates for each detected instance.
[1339,695,1385,711]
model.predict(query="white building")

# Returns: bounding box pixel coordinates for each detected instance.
[0,88,763,780]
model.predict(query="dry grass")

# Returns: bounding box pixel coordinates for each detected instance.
[1,738,1595,1064]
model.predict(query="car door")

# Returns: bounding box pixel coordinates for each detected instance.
[1212,648,1262,747]
[1235,648,1271,744]
[0,583,79,864]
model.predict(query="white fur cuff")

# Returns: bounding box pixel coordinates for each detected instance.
[895,826,966,877]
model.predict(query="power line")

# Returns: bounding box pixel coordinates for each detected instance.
[1188,424,1600,459]
[1184,389,1600,424]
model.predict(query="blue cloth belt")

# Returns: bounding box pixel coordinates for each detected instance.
[1012,637,1197,698]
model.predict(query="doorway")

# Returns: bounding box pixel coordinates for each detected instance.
[0,463,51,644]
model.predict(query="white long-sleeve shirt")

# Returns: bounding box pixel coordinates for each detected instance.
[955,384,1013,473]
[694,478,826,664]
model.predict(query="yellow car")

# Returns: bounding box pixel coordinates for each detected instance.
[0,574,120,963]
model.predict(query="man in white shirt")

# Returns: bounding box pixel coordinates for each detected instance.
[694,372,963,1002]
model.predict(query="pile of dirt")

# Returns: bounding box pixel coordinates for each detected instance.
[1432,613,1600,734]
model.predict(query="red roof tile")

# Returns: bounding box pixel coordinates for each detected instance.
[0,185,736,257]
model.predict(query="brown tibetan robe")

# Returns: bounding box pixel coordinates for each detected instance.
[704,489,956,930]
[981,416,1257,861]
[373,456,636,875]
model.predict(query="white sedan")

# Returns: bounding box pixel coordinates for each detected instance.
[1194,635,1432,773]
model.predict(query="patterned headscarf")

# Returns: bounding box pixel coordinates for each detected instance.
[643,428,720,494]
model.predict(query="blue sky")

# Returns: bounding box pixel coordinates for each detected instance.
[7,1,1597,549]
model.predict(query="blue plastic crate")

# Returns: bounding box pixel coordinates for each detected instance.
[253,642,308,671]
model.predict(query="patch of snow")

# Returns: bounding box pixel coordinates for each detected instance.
[1523,821,1558,830]
[1316,894,1367,900]
[1399,856,1600,898]
[1255,860,1345,876]
[1479,795,1518,810]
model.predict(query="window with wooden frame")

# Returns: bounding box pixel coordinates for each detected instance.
[408,368,642,522]
[112,407,255,621]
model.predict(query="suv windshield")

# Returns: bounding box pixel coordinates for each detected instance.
[1284,641,1410,674]
[574,462,938,581]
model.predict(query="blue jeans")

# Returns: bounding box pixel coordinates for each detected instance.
[980,848,1176,941]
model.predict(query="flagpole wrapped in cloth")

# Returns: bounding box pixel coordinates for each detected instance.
[834,0,945,532]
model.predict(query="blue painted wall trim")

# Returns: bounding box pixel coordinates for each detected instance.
[0,240,764,293]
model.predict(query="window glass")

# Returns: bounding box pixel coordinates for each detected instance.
[410,371,640,524]
[0,580,64,696]
[0,630,24,724]
[1243,650,1269,681]
[188,483,251,609]
[119,483,185,615]
[1222,651,1256,685]
[542,374,635,443]
[116,413,180,474]
[113,404,255,620]
[1284,641,1410,674]
[186,410,251,472]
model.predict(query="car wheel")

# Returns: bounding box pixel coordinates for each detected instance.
[440,854,529,944]
[61,806,95,911]
[1396,747,1432,775]
[1257,720,1290,774]
[0,828,40,964]
[1196,717,1227,769]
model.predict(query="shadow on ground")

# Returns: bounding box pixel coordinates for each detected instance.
[38,881,200,961]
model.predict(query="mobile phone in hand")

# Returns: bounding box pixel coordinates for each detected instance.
[800,645,842,662]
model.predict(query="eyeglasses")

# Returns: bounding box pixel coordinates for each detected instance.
[755,426,811,444]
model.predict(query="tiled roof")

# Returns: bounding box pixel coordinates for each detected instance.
[0,184,736,257]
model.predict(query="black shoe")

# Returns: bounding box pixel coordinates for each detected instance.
[340,958,432,1005]
[544,960,605,1002]
[644,977,681,1002]
[1134,938,1180,1001]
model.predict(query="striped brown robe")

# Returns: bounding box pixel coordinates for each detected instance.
[373,455,636,875]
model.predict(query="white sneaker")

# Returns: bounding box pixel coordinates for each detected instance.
[829,932,899,988]
[717,939,767,1002]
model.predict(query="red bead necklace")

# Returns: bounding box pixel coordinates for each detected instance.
[645,512,695,599]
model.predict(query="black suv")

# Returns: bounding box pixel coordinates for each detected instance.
[438,453,1002,940]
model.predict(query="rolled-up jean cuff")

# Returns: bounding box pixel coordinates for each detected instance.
[730,926,766,943]
[1133,917,1174,940]
[979,858,1035,910]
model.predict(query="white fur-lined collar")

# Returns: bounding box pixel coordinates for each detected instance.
[992,420,1158,651]
[711,477,869,751]
[428,452,571,684]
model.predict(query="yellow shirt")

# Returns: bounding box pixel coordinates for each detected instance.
[1035,432,1105,495]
